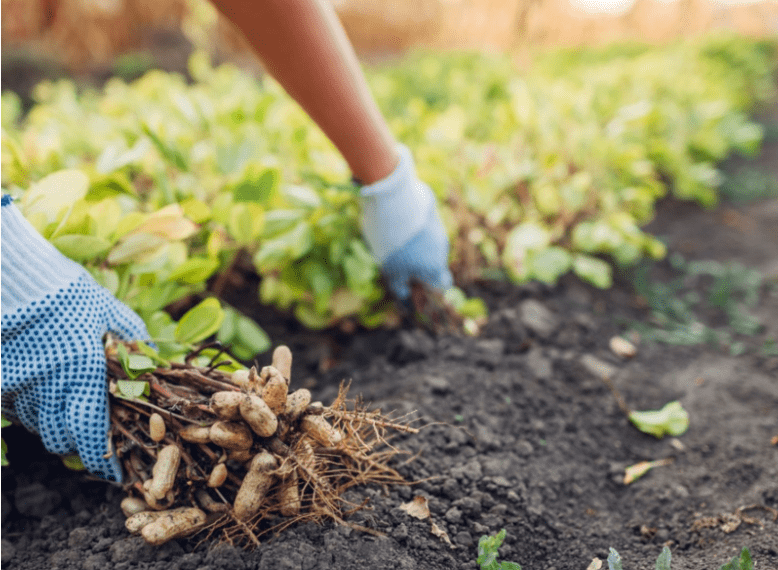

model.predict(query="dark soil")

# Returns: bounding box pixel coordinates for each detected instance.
[2,106,777,570]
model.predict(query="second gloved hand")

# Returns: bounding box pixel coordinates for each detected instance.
[359,145,453,300]
[1,196,150,482]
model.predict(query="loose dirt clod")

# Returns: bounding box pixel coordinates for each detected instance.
[107,340,417,547]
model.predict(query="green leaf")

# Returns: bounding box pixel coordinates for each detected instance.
[136,341,169,367]
[1,415,11,428]
[283,184,322,208]
[52,234,112,261]
[61,454,86,471]
[117,343,156,379]
[629,401,689,438]
[142,124,188,170]
[217,306,238,343]
[573,255,613,289]
[21,169,89,224]
[116,380,150,399]
[530,247,572,285]
[655,546,672,570]
[607,548,623,570]
[235,314,271,355]
[233,167,278,203]
[1,438,8,467]
[175,297,225,344]
[108,233,166,265]
[738,547,752,570]
[168,257,220,284]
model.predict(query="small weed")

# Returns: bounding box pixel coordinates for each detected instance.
[606,546,753,570]
[630,255,769,354]
[477,529,522,570]
[720,167,778,203]
[719,547,753,570]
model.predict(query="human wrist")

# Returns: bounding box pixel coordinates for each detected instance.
[359,145,435,262]
[1,197,85,317]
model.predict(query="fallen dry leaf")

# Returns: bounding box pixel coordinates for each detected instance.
[623,458,673,484]
[431,522,453,547]
[587,558,603,570]
[400,496,431,520]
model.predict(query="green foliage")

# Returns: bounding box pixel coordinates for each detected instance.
[174,297,225,345]
[719,167,778,203]
[61,454,87,471]
[719,547,753,570]
[631,255,768,354]
[477,529,522,570]
[1,36,774,333]
[629,401,689,438]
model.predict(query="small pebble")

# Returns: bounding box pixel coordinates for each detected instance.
[609,336,637,359]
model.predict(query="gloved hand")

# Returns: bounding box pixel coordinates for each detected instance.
[1,196,149,482]
[359,145,453,300]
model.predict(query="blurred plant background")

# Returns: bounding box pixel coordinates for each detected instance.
[1,0,777,359]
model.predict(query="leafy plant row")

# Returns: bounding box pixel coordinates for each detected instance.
[1,35,775,344]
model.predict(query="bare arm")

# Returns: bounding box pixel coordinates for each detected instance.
[210,0,398,184]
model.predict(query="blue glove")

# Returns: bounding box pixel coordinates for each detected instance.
[1,196,150,482]
[359,145,453,300]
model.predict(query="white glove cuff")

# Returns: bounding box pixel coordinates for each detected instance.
[1,198,85,317]
[359,145,434,262]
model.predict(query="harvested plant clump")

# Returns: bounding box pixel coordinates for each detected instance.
[106,340,418,547]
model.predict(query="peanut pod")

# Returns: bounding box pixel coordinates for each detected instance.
[300,415,343,447]
[121,497,150,518]
[271,345,293,381]
[196,490,231,513]
[277,470,301,517]
[208,463,228,488]
[261,369,288,416]
[233,451,277,521]
[179,425,211,444]
[284,389,312,422]
[125,510,168,534]
[210,421,253,450]
[141,507,207,546]
[247,366,263,393]
[240,394,278,437]
[229,369,250,389]
[148,444,180,501]
[149,413,166,442]
[143,480,175,511]
[228,448,253,463]
[210,391,243,420]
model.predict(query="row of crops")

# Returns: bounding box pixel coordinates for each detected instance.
[1,35,775,358]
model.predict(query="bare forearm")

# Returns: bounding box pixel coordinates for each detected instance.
[211,0,398,184]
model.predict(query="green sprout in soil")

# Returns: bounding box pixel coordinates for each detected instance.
[630,255,769,355]
[477,529,522,570]
[607,545,753,570]
[607,545,671,570]
[719,547,753,570]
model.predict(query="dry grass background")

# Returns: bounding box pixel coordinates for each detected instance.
[1,0,777,71]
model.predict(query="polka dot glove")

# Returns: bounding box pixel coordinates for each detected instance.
[359,145,453,300]
[1,196,150,482]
